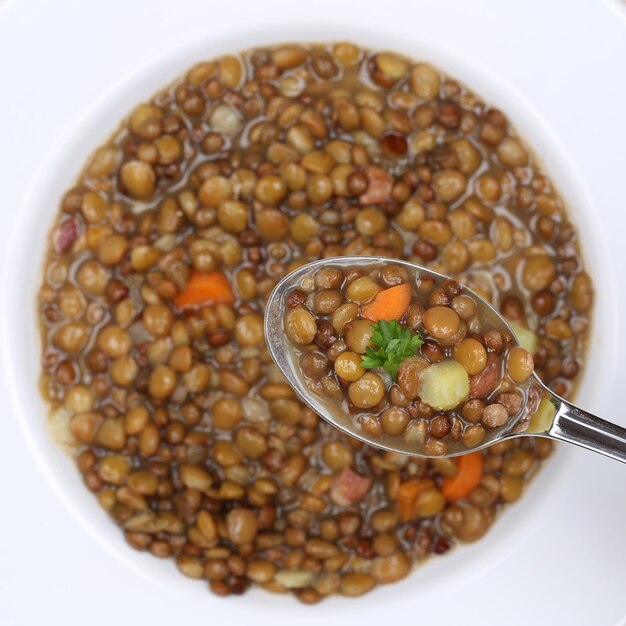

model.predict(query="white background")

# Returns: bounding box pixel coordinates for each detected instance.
[1,1,625,625]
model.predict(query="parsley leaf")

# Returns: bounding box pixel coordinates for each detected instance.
[360,319,424,380]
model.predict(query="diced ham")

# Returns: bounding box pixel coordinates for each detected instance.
[359,166,393,205]
[53,218,79,254]
[469,353,500,399]
[331,467,372,506]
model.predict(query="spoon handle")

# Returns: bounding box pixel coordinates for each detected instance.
[548,401,626,463]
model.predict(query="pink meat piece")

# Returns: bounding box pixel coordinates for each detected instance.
[469,353,500,399]
[53,218,79,254]
[331,467,372,506]
[359,166,393,205]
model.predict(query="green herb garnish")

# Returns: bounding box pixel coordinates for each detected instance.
[360,319,424,380]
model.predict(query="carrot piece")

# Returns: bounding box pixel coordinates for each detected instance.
[173,271,235,309]
[362,282,412,322]
[395,479,430,522]
[441,452,484,501]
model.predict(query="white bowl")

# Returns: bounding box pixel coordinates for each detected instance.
[1,22,621,625]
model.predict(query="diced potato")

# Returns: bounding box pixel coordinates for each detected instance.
[510,322,538,356]
[45,407,75,451]
[419,360,469,411]
[274,570,315,588]
[528,397,557,433]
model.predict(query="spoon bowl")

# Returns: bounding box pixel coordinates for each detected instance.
[265,256,626,462]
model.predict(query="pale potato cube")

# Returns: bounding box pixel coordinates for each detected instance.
[510,322,539,355]
[274,570,315,588]
[419,360,470,411]
[528,397,557,433]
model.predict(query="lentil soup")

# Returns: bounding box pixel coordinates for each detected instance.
[38,42,593,602]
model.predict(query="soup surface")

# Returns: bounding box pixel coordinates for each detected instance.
[38,42,593,602]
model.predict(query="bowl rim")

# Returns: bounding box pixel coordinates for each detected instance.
[0,23,618,606]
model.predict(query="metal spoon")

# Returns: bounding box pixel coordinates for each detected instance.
[265,256,626,462]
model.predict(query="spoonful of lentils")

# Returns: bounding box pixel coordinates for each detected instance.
[265,256,626,462]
